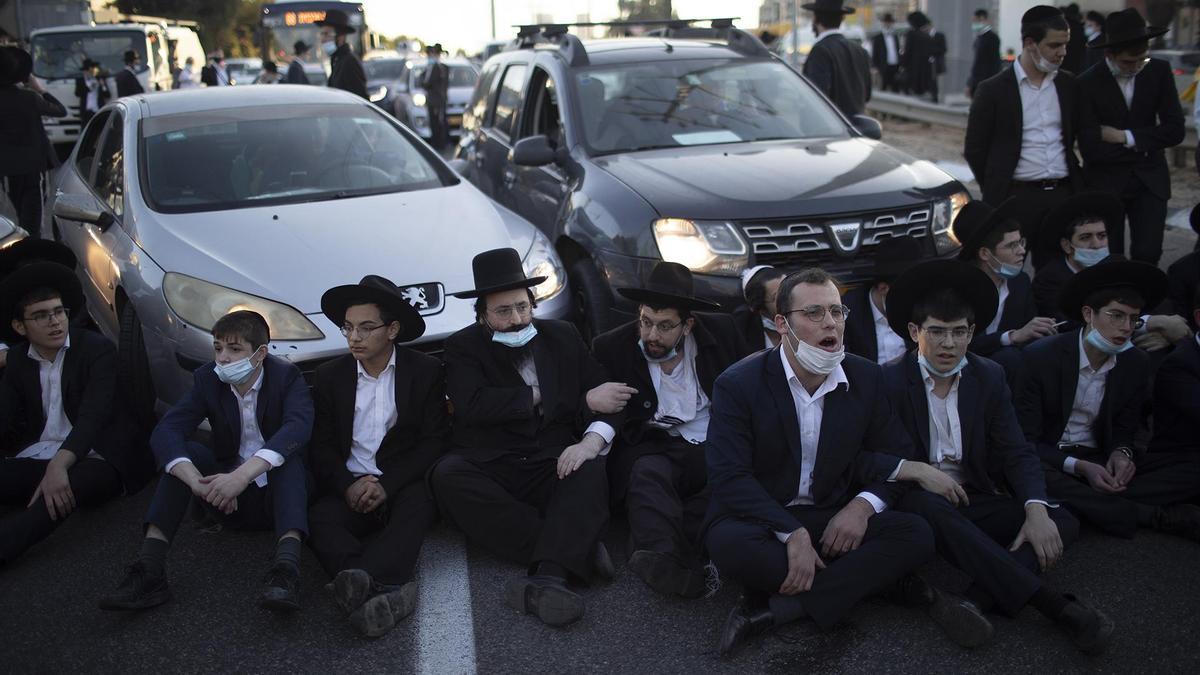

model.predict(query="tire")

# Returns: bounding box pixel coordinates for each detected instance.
[118,302,158,427]
[569,257,616,342]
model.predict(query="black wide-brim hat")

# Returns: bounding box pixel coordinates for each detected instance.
[0,46,33,86]
[1087,8,1167,49]
[315,9,357,34]
[1041,191,1124,248]
[885,259,999,340]
[952,197,1021,260]
[617,261,720,311]
[1058,257,1166,322]
[802,1,856,15]
[0,238,78,280]
[0,261,85,342]
[451,248,545,300]
[871,235,923,281]
[321,275,426,343]
[907,11,931,29]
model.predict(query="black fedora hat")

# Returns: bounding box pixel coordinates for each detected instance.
[1041,191,1124,247]
[885,259,999,340]
[870,235,923,282]
[952,198,1021,261]
[907,11,931,29]
[1058,256,1166,322]
[0,262,85,342]
[617,261,720,311]
[1087,8,1166,49]
[452,248,545,299]
[802,0,856,15]
[315,9,357,34]
[0,238,78,280]
[321,275,426,343]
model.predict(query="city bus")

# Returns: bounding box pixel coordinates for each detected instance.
[260,1,379,66]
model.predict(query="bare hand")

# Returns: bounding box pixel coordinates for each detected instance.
[1133,331,1170,352]
[1100,125,1127,144]
[28,460,75,521]
[1106,451,1136,488]
[0,349,7,369]
[585,382,638,414]
[780,528,826,595]
[819,497,872,558]
[345,475,382,513]
[199,472,250,514]
[25,74,46,94]
[557,435,603,479]
[1009,504,1063,571]
[1075,460,1124,494]
[356,478,387,513]
[900,462,970,506]
[1146,314,1192,343]
[1012,317,1058,345]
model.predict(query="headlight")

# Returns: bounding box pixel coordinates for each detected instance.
[522,228,566,302]
[412,92,427,107]
[930,191,970,255]
[369,85,388,102]
[653,218,748,276]
[163,272,323,340]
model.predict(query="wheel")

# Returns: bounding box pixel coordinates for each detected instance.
[118,302,158,427]
[568,257,616,342]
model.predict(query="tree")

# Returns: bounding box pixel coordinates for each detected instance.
[105,1,263,57]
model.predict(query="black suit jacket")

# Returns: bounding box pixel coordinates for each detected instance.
[1077,57,1185,201]
[884,352,1048,504]
[965,67,1083,205]
[114,69,144,97]
[422,62,449,105]
[0,86,67,175]
[842,286,881,364]
[1149,337,1200,454]
[1031,256,1076,324]
[1166,252,1199,331]
[704,348,908,535]
[444,319,617,460]
[309,349,448,499]
[968,29,1001,93]
[803,33,871,117]
[930,31,947,75]
[285,60,310,85]
[73,76,110,114]
[731,305,773,358]
[870,32,898,71]
[1016,330,1148,468]
[1063,17,1086,76]
[328,44,367,99]
[0,328,152,492]
[970,271,1036,356]
[902,30,934,94]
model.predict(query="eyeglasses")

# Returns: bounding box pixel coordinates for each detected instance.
[786,304,850,323]
[638,317,683,334]
[920,325,974,343]
[1099,309,1144,330]
[488,302,532,319]
[996,237,1027,253]
[22,306,69,327]
[340,323,388,339]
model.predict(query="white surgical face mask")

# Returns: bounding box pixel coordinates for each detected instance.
[492,322,537,348]
[1029,46,1060,74]
[1072,246,1109,268]
[322,40,338,57]
[918,353,968,379]
[215,347,263,386]
[785,320,845,376]
[1085,325,1132,355]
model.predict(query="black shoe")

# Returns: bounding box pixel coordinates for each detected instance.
[717,593,774,657]
[260,564,301,613]
[503,575,585,627]
[593,541,615,582]
[628,550,706,599]
[884,573,935,607]
[1154,504,1200,541]
[99,561,171,611]
[1057,594,1113,655]
[349,582,418,638]
[928,588,993,648]
[327,569,374,616]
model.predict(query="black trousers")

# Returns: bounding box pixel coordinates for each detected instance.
[880,65,900,92]
[427,100,447,150]
[0,456,122,563]
[307,481,434,585]
[1110,180,1167,265]
[430,450,609,580]
[5,172,44,239]
[1003,180,1075,271]
[144,441,309,542]
[898,490,1079,615]
[626,441,708,568]
[1044,449,1200,537]
[706,506,934,629]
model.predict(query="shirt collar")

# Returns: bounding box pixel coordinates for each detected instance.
[869,293,887,325]
[1077,330,1115,374]
[27,332,70,364]
[813,28,842,46]
[778,346,849,400]
[922,367,961,394]
[230,366,265,399]
[356,346,397,379]
[1013,58,1057,86]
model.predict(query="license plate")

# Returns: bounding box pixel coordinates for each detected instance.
[447,115,462,126]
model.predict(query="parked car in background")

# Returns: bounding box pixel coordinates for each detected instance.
[1149,50,1200,99]
[364,56,411,110]
[223,57,263,85]
[393,57,479,140]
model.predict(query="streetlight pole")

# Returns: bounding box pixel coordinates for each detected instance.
[490,0,496,39]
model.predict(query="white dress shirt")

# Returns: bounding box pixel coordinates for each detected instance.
[647,333,710,444]
[813,28,843,47]
[870,293,906,365]
[513,352,616,451]
[985,278,1015,347]
[17,336,94,461]
[882,31,899,66]
[1105,58,1140,148]
[82,75,100,112]
[346,348,398,477]
[1060,332,1116,474]
[1012,59,1069,181]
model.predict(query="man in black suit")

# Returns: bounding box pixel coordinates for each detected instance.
[1032,192,1120,324]
[731,265,784,355]
[1017,259,1200,541]
[421,44,450,151]
[871,13,901,93]
[1061,3,1086,75]
[842,235,920,366]
[114,50,144,98]
[199,51,230,87]
[903,12,935,97]
[968,9,1001,98]
[101,311,314,612]
[286,41,311,85]
[1165,206,1200,330]
[0,46,67,239]
[965,6,1081,266]
[431,248,625,627]
[317,10,367,99]
[73,59,109,129]
[0,239,80,376]
[801,0,871,118]
[882,260,1109,653]
[928,23,947,103]
[1082,11,1106,72]
[307,276,447,637]
[592,263,744,599]
[0,263,151,565]
[1149,284,1200,456]
[1077,8,1185,265]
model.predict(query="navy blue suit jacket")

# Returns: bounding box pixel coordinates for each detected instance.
[883,352,1048,504]
[705,347,908,535]
[1149,337,1200,454]
[970,272,1036,357]
[150,355,313,470]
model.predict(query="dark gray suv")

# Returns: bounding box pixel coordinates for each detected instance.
[455,21,969,336]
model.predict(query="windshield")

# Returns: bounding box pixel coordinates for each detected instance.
[32,30,147,80]
[574,58,848,155]
[140,104,449,214]
[411,64,478,88]
[365,59,407,80]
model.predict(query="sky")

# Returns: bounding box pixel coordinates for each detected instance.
[361,0,763,54]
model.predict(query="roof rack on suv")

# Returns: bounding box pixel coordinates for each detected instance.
[509,17,770,66]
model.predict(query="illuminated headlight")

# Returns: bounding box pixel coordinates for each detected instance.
[163,272,323,340]
[522,228,566,302]
[369,85,388,102]
[652,218,748,276]
[930,191,970,255]
[412,92,427,107]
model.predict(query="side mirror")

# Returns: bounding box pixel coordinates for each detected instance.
[509,135,556,167]
[850,114,883,140]
[53,193,114,231]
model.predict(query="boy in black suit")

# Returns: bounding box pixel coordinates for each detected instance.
[1147,284,1200,456]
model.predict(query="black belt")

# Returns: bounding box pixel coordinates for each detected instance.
[1012,178,1067,191]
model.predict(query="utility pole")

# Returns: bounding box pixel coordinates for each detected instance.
[490,0,496,39]
[790,0,799,65]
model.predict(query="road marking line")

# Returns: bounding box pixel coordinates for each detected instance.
[416,529,477,675]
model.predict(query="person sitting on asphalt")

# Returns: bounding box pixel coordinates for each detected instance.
[842,235,921,366]
[1148,283,1200,457]
[731,265,785,355]
[1016,258,1200,543]
[0,239,82,375]
[881,259,1110,654]
[100,310,314,613]
[429,248,627,628]
[591,262,745,599]
[1165,205,1200,331]
[306,276,448,637]
[0,262,152,566]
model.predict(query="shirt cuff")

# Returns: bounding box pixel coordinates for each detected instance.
[1123,130,1136,148]
[164,457,193,474]
[585,422,616,456]
[1000,330,1013,347]
[0,341,8,351]
[885,458,904,482]
[1063,456,1078,475]
[253,449,285,468]
[856,491,888,514]
[775,530,793,544]
[1023,499,1057,508]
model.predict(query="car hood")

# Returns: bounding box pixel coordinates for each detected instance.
[134,182,534,315]
[592,138,959,220]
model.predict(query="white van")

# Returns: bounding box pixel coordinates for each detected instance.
[166,25,206,87]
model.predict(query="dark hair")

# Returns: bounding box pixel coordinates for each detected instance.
[814,10,845,30]
[123,49,138,64]
[1064,214,1106,240]
[474,288,537,319]
[212,310,270,349]
[1107,40,1149,57]
[974,9,989,19]
[15,287,61,319]
[1083,286,1145,314]
[263,60,278,73]
[1022,13,1069,43]
[910,288,976,327]
[639,303,692,323]
[294,40,309,54]
[980,218,1022,252]
[744,267,786,312]
[1085,10,1105,27]
[776,268,837,317]
[343,300,399,327]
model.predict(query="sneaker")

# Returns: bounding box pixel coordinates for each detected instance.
[99,561,171,611]
[627,550,706,599]
[327,569,373,616]
[349,582,418,638]
[503,575,585,627]
[260,564,301,613]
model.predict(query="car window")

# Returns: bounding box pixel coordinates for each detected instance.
[365,59,407,80]
[490,64,527,140]
[411,63,478,88]
[75,110,111,182]
[521,67,563,149]
[91,113,125,218]
[468,62,499,127]
[31,30,148,80]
